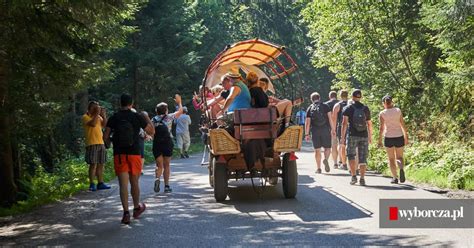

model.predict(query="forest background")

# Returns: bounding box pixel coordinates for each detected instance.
[0,0,472,214]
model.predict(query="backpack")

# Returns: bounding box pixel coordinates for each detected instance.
[352,105,367,132]
[309,102,327,127]
[153,115,171,142]
[115,117,135,148]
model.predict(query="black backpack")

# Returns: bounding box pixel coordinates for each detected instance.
[115,117,135,148]
[352,105,367,132]
[310,102,327,127]
[153,115,171,142]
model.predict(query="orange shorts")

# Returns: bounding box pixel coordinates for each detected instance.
[113,154,142,176]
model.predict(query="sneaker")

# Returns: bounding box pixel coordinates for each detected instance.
[399,169,406,183]
[342,164,348,170]
[164,185,172,193]
[154,178,160,193]
[359,178,366,186]
[316,168,322,174]
[180,154,185,159]
[333,163,338,169]
[323,159,330,172]
[133,202,146,219]
[121,211,131,225]
[184,153,189,158]
[350,176,357,185]
[391,178,399,184]
[89,183,97,192]
[97,182,111,190]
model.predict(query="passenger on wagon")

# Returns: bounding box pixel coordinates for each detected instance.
[221,68,251,113]
[247,71,269,108]
[259,78,293,126]
[192,85,213,111]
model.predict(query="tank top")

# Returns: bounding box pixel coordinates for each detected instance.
[228,81,251,112]
[379,107,404,138]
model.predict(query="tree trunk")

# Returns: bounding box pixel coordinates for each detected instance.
[132,33,139,108]
[0,57,18,206]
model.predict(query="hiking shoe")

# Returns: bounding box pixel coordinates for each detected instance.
[316,168,322,174]
[121,211,131,225]
[334,163,339,169]
[89,183,97,192]
[323,159,330,172]
[133,202,146,219]
[359,178,366,186]
[399,169,406,183]
[350,176,357,185]
[164,185,172,193]
[97,182,111,190]
[154,178,160,193]
[391,178,399,184]
[342,164,348,170]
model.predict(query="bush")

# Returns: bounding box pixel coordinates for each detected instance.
[368,140,474,190]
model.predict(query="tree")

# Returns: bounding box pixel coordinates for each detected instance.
[0,1,142,206]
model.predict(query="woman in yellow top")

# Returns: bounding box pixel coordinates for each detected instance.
[82,101,111,191]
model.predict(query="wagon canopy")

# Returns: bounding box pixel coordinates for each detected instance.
[203,38,298,91]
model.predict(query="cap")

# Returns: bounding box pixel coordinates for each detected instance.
[352,89,362,98]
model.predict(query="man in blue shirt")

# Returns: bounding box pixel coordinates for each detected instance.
[296,108,306,126]
[175,106,192,158]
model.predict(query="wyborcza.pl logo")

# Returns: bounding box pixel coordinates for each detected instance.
[380,199,473,228]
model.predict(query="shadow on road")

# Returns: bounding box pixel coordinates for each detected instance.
[0,155,455,247]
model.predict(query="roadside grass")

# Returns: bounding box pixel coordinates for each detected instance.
[368,141,473,191]
[0,139,203,217]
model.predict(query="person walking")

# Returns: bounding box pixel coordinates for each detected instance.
[104,94,155,224]
[152,94,183,194]
[305,92,335,173]
[175,106,192,158]
[332,90,349,170]
[340,89,373,186]
[378,95,409,184]
[82,101,111,192]
[325,91,339,169]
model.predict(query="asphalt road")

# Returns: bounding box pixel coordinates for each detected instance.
[1,144,473,247]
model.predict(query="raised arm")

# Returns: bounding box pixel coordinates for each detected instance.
[173,94,184,119]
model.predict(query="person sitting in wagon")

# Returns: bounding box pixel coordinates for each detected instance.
[259,78,293,127]
[220,67,251,113]
[247,71,269,108]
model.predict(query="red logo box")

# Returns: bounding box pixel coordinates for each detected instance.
[389,207,398,221]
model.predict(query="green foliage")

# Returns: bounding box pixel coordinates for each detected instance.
[0,154,115,217]
[367,140,474,190]
[301,0,473,140]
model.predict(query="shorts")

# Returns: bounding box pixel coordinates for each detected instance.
[176,132,191,151]
[138,138,145,158]
[113,154,142,175]
[384,136,404,148]
[85,144,107,165]
[153,139,174,158]
[346,136,369,164]
[311,129,331,149]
